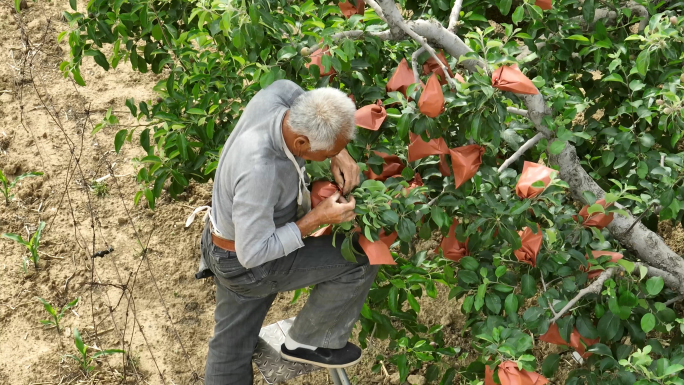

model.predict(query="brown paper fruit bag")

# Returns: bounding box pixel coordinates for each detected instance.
[438,220,469,262]
[386,58,415,97]
[535,0,552,10]
[516,161,554,198]
[338,0,365,18]
[540,323,599,359]
[498,361,549,385]
[422,51,455,85]
[514,225,543,267]
[311,181,339,208]
[450,145,485,189]
[306,47,336,77]
[577,198,614,229]
[584,250,623,279]
[438,154,452,177]
[359,231,398,265]
[355,100,387,131]
[492,65,539,95]
[407,133,450,162]
[418,73,445,118]
[364,151,405,182]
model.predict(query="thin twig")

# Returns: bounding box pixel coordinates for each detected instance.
[447,0,463,31]
[497,133,544,173]
[550,268,615,323]
[376,0,458,89]
[507,107,529,117]
[664,295,684,307]
[411,47,426,84]
[622,202,656,237]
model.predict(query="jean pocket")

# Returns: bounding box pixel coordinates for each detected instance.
[210,244,256,285]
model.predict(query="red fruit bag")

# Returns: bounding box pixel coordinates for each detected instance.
[514,225,543,267]
[359,231,398,265]
[496,361,549,385]
[386,58,415,97]
[405,173,424,193]
[418,73,445,118]
[584,250,623,279]
[407,133,450,162]
[438,220,469,262]
[492,65,539,95]
[516,161,554,199]
[449,145,485,189]
[311,181,339,208]
[577,198,614,229]
[307,47,336,77]
[535,0,552,10]
[364,151,405,182]
[355,100,387,131]
[438,154,452,177]
[540,323,599,359]
[338,0,365,17]
[421,51,455,85]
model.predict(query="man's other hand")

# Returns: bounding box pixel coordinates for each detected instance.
[296,191,356,235]
[330,149,360,195]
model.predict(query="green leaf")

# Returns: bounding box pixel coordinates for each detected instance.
[397,218,416,243]
[92,349,125,358]
[187,108,205,115]
[14,0,20,12]
[636,49,650,76]
[498,0,512,15]
[566,35,590,42]
[125,98,137,116]
[602,73,624,83]
[597,312,620,340]
[576,315,600,339]
[407,291,420,312]
[485,293,502,314]
[638,133,655,148]
[641,313,656,333]
[583,0,595,23]
[645,276,664,296]
[587,343,613,356]
[277,46,297,61]
[542,354,560,377]
[504,293,518,316]
[521,274,536,298]
[460,256,479,271]
[396,354,409,383]
[512,6,525,24]
[72,68,86,86]
[549,140,566,155]
[2,232,27,245]
[69,0,77,11]
[661,190,675,209]
[587,203,605,215]
[602,151,615,167]
[114,130,127,154]
[73,328,86,355]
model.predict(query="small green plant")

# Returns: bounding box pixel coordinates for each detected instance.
[90,179,109,197]
[0,169,43,205]
[2,221,46,271]
[66,328,124,374]
[36,297,79,333]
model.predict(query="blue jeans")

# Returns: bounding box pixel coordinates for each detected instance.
[200,225,379,385]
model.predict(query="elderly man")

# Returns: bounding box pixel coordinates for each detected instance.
[195,80,379,385]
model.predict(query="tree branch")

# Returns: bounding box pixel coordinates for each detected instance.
[664,295,684,307]
[507,107,529,117]
[411,47,426,84]
[497,133,544,173]
[447,0,463,32]
[305,30,390,53]
[376,0,458,89]
[550,268,615,323]
[365,0,387,22]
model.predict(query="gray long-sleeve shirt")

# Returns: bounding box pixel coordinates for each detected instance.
[211,80,307,268]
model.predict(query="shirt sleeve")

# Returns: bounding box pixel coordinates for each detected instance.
[232,164,304,269]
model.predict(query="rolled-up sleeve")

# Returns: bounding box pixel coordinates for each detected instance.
[232,165,304,269]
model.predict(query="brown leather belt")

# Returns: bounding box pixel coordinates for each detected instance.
[211,233,236,252]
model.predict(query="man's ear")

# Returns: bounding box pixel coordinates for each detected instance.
[293,136,310,157]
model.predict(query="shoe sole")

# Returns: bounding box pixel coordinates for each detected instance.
[280,351,362,369]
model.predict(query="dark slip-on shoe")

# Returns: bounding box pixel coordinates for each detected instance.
[280,342,362,368]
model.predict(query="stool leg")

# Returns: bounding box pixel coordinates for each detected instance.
[329,368,343,385]
[336,368,351,385]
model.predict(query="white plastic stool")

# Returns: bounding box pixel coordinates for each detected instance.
[253,317,351,384]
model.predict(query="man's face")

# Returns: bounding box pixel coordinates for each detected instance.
[294,132,350,161]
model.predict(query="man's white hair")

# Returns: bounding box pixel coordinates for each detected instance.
[289,87,357,151]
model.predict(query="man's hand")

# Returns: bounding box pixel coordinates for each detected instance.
[330,149,360,195]
[296,192,356,235]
